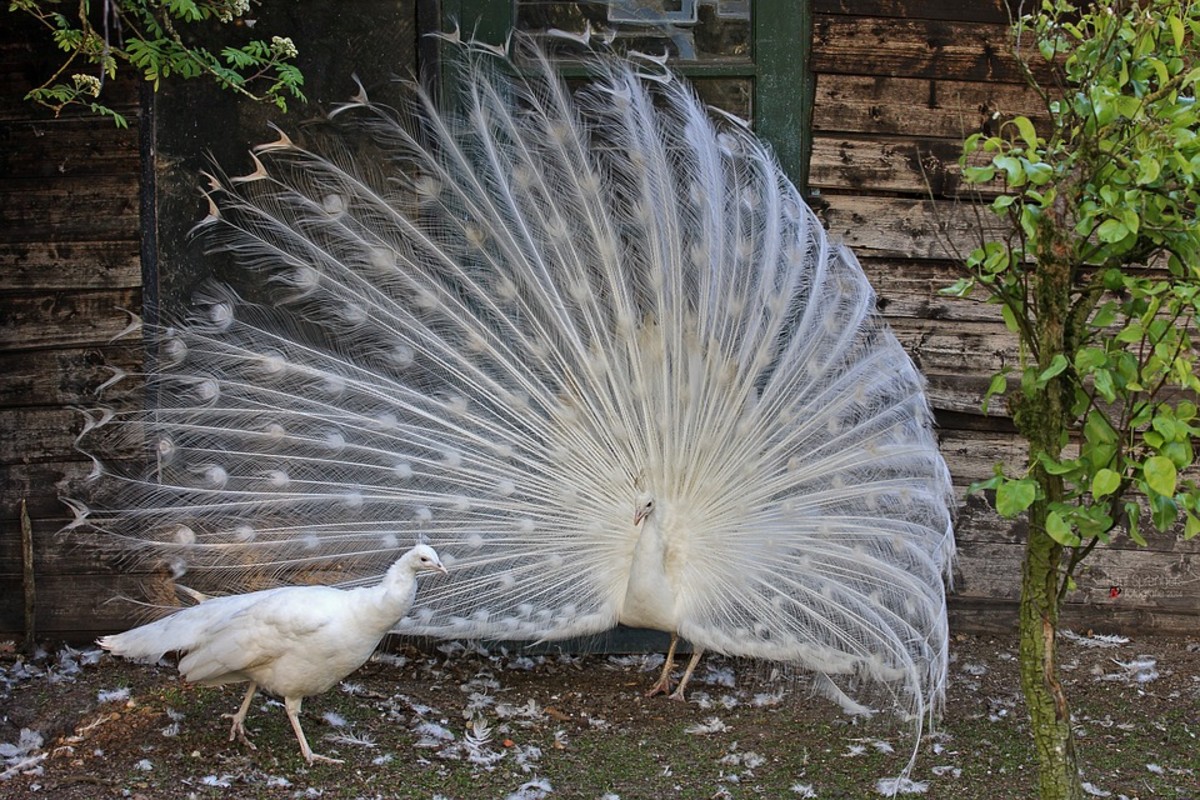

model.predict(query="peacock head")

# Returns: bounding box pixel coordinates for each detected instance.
[633,493,656,526]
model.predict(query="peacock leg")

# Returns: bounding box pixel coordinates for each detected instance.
[669,647,705,702]
[645,633,680,697]
[285,696,343,765]
[223,683,258,749]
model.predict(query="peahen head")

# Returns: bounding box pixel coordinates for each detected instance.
[402,544,448,576]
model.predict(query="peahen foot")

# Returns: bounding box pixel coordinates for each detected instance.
[223,683,259,750]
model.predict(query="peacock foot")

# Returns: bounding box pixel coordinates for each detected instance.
[644,676,674,698]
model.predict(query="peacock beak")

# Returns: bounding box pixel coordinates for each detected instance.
[434,562,449,575]
[633,507,649,526]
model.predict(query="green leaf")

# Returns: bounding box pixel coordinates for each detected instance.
[1074,347,1107,373]
[1097,218,1130,243]
[994,155,1026,185]
[1025,161,1054,185]
[1091,302,1117,328]
[1185,512,1200,540]
[1085,410,1117,445]
[1001,303,1021,334]
[1136,156,1161,185]
[1045,511,1080,546]
[996,478,1037,517]
[963,166,996,183]
[1037,452,1079,476]
[1125,501,1144,545]
[1092,468,1121,498]
[1169,14,1185,49]
[1013,116,1039,149]
[968,474,1004,495]
[1152,416,1178,442]
[1143,455,1178,497]
[1093,369,1116,403]
[982,372,1008,414]
[1037,353,1069,386]
[1150,493,1178,532]
[939,277,975,297]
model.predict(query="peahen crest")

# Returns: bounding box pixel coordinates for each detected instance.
[76,32,955,743]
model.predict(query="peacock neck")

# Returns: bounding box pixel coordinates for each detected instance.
[620,503,679,631]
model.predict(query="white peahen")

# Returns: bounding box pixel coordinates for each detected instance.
[98,544,447,764]
[76,31,954,757]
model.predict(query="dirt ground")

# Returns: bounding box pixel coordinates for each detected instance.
[1,631,1197,799]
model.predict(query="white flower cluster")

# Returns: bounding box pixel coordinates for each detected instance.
[271,36,299,59]
[71,73,102,97]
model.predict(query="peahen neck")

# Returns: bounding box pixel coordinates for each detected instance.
[352,559,419,631]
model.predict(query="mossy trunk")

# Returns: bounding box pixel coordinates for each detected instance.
[1019,505,1082,800]
[1012,207,1083,800]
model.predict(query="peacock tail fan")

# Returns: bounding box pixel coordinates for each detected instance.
[72,31,955,736]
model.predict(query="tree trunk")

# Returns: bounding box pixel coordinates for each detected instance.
[1019,514,1082,800]
[1015,204,1082,800]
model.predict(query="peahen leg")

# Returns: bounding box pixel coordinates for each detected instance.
[645,633,680,697]
[223,683,258,749]
[669,647,705,702]
[284,696,343,765]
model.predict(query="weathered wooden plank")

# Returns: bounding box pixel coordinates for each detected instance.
[862,259,1005,323]
[0,240,141,291]
[0,406,148,468]
[948,598,1199,636]
[889,317,1015,377]
[813,73,1046,139]
[0,461,99,521]
[0,572,167,638]
[0,117,139,179]
[812,15,1034,84]
[820,194,1006,260]
[813,0,1011,24]
[924,374,1002,417]
[952,491,1199,551]
[0,180,140,244]
[0,408,86,464]
[0,289,142,351]
[810,133,1002,198]
[954,540,1199,615]
[0,345,143,409]
[939,427,1026,485]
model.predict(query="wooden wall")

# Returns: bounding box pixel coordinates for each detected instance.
[810,0,1199,632]
[0,16,146,640]
[1,1,1196,640]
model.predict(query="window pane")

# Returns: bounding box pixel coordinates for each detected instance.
[516,1,752,63]
[691,77,752,121]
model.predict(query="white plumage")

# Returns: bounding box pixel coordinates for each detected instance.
[98,544,446,763]
[76,32,955,762]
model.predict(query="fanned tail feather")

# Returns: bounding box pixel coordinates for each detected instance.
[74,33,955,741]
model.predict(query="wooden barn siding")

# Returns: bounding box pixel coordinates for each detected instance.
[1,2,1196,640]
[0,18,147,643]
[810,0,1198,633]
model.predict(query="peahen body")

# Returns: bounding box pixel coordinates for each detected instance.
[98,544,447,763]
[77,32,955,756]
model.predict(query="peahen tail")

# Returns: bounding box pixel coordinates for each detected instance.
[75,32,955,729]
